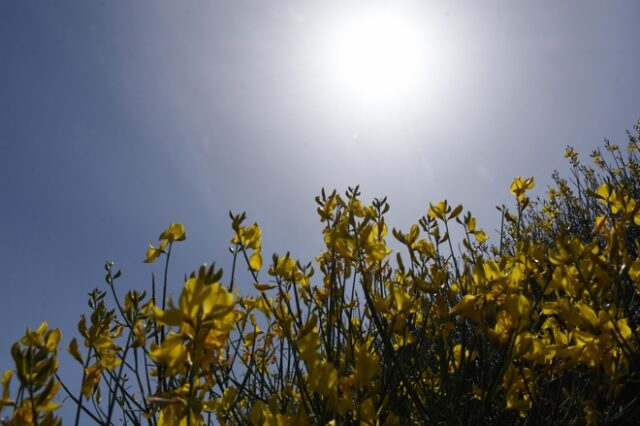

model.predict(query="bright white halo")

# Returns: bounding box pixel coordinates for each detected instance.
[326,11,426,104]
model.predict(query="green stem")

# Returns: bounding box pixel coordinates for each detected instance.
[74,346,94,426]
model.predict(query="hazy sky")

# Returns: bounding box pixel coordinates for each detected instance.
[1,0,639,414]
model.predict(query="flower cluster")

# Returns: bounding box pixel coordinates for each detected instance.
[2,121,640,424]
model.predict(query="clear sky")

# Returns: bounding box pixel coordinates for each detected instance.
[1,0,639,412]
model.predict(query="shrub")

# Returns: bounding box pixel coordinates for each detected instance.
[2,121,640,425]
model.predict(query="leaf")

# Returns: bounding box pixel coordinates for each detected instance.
[449,204,463,220]
[254,283,276,291]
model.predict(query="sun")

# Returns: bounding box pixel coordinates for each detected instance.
[325,10,426,103]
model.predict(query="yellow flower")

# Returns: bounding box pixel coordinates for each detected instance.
[509,176,535,204]
[506,294,531,325]
[149,334,188,370]
[307,361,338,397]
[450,294,479,317]
[353,339,380,385]
[428,200,449,220]
[144,224,186,263]
[363,222,392,261]
[159,223,187,243]
[153,278,235,332]
[144,240,167,263]
[151,278,235,372]
[232,222,261,249]
[0,371,13,412]
[296,316,320,366]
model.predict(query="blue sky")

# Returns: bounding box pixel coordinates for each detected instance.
[1,0,639,416]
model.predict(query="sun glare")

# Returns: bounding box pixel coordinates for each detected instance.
[326,11,426,104]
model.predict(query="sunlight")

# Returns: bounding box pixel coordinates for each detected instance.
[325,10,427,104]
